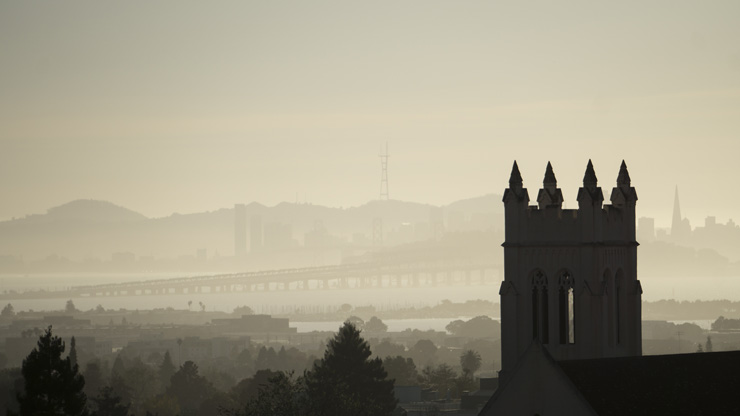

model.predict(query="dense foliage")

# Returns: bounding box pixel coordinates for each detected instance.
[14,326,88,416]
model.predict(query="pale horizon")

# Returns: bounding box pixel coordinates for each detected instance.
[2,1,739,228]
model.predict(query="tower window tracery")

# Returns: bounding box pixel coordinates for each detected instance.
[558,272,575,344]
[532,270,549,343]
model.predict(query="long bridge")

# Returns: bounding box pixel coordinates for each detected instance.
[2,259,502,300]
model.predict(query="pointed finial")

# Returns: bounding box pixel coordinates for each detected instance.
[617,160,631,187]
[583,159,597,188]
[509,161,523,189]
[543,162,557,189]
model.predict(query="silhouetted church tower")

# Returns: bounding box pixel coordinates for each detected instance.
[499,160,642,381]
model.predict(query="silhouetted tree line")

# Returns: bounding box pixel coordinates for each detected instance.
[1,320,492,416]
[711,316,740,331]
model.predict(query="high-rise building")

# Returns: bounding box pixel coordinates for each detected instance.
[671,186,692,242]
[234,204,246,257]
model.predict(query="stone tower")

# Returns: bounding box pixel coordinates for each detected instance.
[499,160,641,382]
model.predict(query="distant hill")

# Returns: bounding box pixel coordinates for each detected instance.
[0,195,502,262]
[45,199,148,223]
[11,199,147,224]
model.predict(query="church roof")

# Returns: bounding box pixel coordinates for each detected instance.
[558,351,740,416]
[481,342,740,416]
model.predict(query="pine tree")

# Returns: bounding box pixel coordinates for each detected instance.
[66,299,78,313]
[167,361,214,415]
[70,336,79,369]
[706,335,713,352]
[159,350,176,388]
[91,386,130,416]
[305,322,397,416]
[1,303,14,317]
[15,326,88,416]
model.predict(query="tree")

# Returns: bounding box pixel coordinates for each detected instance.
[372,339,406,358]
[0,368,23,415]
[91,386,130,416]
[409,339,437,366]
[70,336,79,369]
[383,356,419,386]
[233,305,255,315]
[305,322,397,416]
[445,316,500,338]
[255,346,279,371]
[123,357,159,414]
[167,361,214,415]
[345,315,364,329]
[421,364,457,398]
[241,372,307,416]
[141,393,180,416]
[66,299,79,313]
[230,369,281,408]
[1,303,14,317]
[159,351,176,388]
[110,355,131,405]
[83,361,104,400]
[706,335,713,352]
[460,350,482,377]
[16,326,88,416]
[364,316,388,333]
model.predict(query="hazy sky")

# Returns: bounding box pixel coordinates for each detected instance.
[1,1,739,228]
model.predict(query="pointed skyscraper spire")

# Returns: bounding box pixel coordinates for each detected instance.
[583,160,598,188]
[509,161,523,189]
[543,161,557,189]
[671,186,682,235]
[617,160,631,187]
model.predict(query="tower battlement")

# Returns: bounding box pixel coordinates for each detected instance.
[503,160,637,246]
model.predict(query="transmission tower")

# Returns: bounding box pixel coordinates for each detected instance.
[379,142,390,200]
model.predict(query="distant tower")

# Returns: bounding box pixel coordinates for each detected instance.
[671,186,682,236]
[234,204,247,256]
[379,142,390,200]
[500,160,641,383]
[250,215,263,253]
[671,186,691,241]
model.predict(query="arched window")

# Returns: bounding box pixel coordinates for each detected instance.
[603,270,615,346]
[615,271,624,345]
[558,272,575,344]
[532,270,548,343]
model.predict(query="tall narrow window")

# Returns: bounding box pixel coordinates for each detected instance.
[532,271,548,343]
[558,272,575,345]
[616,277,622,345]
[568,287,575,344]
[532,287,539,339]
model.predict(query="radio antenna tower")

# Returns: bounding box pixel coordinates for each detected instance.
[379,142,390,200]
